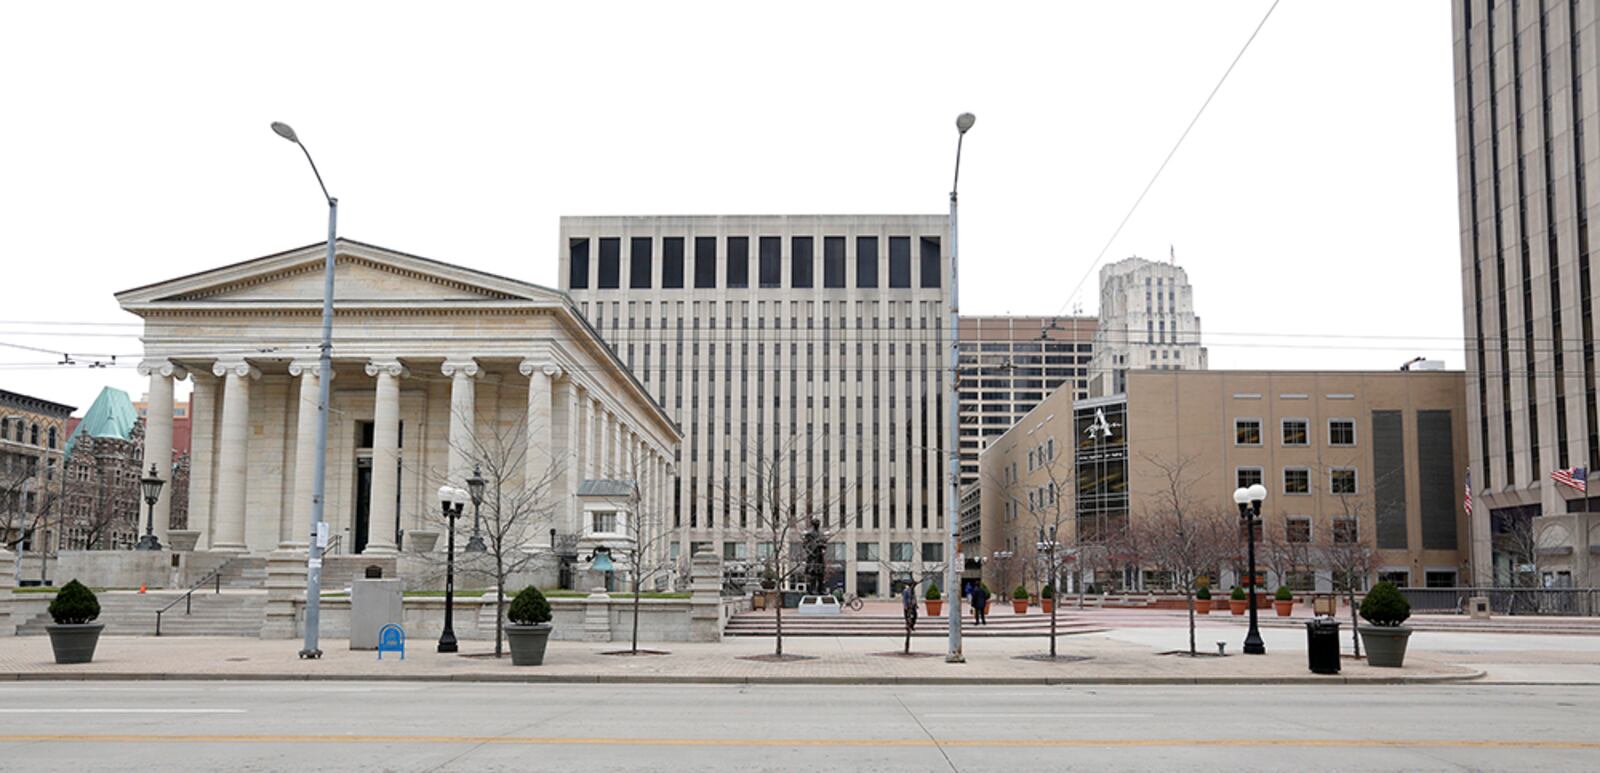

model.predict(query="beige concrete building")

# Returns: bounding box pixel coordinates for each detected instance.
[560,215,951,596]
[1088,256,1207,396]
[957,315,1095,486]
[114,240,680,584]
[1,389,72,564]
[980,370,1472,594]
[1452,0,1600,586]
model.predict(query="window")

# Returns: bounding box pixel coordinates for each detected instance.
[694,236,717,288]
[592,511,618,534]
[856,236,879,288]
[888,236,911,288]
[568,238,590,289]
[756,542,774,560]
[1378,570,1410,587]
[629,237,652,289]
[1424,570,1457,588]
[1281,418,1309,446]
[752,235,781,288]
[1283,467,1310,495]
[1236,467,1264,489]
[597,237,621,289]
[823,236,846,288]
[856,542,881,562]
[1329,418,1356,446]
[726,236,749,288]
[828,543,846,561]
[1286,571,1316,591]
[690,540,712,556]
[723,541,747,561]
[919,236,941,288]
[662,237,685,288]
[1333,517,1358,544]
[1330,468,1357,495]
[46,426,57,450]
[1286,516,1311,543]
[1235,418,1262,446]
[921,542,943,562]
[890,542,914,562]
[791,236,814,288]
[670,543,681,562]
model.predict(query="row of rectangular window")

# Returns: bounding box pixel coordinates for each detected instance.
[1235,418,1356,447]
[1235,466,1358,495]
[701,540,945,563]
[570,235,942,291]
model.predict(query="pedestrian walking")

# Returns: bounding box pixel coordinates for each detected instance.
[971,583,989,626]
[901,585,918,630]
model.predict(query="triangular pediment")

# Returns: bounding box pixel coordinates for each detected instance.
[117,239,568,309]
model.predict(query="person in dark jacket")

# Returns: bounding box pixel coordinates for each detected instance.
[902,585,918,630]
[971,583,989,625]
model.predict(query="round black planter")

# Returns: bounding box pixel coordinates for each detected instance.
[46,622,105,664]
[505,623,553,666]
[1358,625,1413,668]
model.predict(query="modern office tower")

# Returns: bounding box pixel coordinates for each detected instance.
[559,215,953,596]
[1087,255,1208,396]
[1453,0,1600,587]
[956,315,1096,486]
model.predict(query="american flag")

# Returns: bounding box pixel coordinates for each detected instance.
[1552,466,1588,493]
[1464,469,1472,516]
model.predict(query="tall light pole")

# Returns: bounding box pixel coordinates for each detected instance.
[1233,483,1267,655]
[437,486,468,653]
[136,463,164,551]
[271,121,337,660]
[945,111,975,663]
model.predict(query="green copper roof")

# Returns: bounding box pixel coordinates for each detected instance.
[64,386,138,456]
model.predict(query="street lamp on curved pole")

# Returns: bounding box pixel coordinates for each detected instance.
[1233,483,1268,655]
[272,121,337,660]
[944,112,975,664]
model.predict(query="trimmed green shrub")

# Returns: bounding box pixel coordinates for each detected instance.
[1275,585,1293,602]
[1195,585,1212,600]
[507,586,552,625]
[924,583,941,601]
[1359,581,1411,627]
[1012,584,1029,601]
[1041,584,1054,600]
[48,580,99,625]
[1230,586,1246,601]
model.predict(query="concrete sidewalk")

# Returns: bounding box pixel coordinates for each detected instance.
[0,631,1483,685]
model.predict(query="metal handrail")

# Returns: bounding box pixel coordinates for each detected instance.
[154,565,225,636]
[323,534,342,556]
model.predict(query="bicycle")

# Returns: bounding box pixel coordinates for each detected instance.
[841,593,864,612]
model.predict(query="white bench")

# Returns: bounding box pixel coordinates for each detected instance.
[797,595,842,615]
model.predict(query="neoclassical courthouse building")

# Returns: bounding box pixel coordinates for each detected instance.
[115,240,680,582]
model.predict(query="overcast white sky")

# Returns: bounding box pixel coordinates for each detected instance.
[0,1,1461,414]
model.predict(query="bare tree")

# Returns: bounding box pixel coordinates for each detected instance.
[1138,454,1234,656]
[1022,438,1076,657]
[723,433,853,658]
[437,411,560,658]
[1260,515,1314,593]
[1317,492,1377,658]
[594,442,678,655]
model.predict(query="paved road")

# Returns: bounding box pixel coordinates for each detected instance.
[0,681,1594,771]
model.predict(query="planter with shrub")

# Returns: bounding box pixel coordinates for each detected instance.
[925,582,943,616]
[1041,584,1055,614]
[1228,585,1248,615]
[505,587,554,666]
[1194,585,1211,614]
[1358,581,1413,667]
[1273,585,1295,617]
[1011,584,1030,614]
[46,580,104,664]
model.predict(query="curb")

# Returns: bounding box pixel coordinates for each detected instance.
[0,668,1487,686]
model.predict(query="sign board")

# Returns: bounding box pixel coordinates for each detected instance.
[316,522,330,548]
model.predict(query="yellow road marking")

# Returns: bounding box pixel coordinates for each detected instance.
[0,735,1595,750]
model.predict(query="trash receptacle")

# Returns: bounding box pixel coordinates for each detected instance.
[1306,616,1341,674]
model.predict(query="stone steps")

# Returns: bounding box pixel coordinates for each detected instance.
[726,611,1102,638]
[16,591,266,637]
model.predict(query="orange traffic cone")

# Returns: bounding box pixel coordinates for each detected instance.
[139,583,146,594]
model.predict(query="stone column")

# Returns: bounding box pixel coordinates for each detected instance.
[211,360,259,552]
[562,379,581,534]
[587,396,602,480]
[188,371,217,547]
[364,360,406,554]
[286,361,331,550]
[138,359,187,546]
[441,359,480,486]
[519,360,560,492]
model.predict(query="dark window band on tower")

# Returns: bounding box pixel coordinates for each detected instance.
[597,237,621,289]
[759,236,782,288]
[569,238,590,290]
[823,236,846,288]
[726,236,749,288]
[920,236,942,288]
[1512,0,1541,478]
[856,236,879,288]
[630,237,653,289]
[791,236,814,288]
[1541,2,1571,468]
[695,236,718,289]
[1488,3,1515,485]
[1464,0,1491,488]
[663,237,685,288]
[1572,0,1600,472]
[889,236,911,288]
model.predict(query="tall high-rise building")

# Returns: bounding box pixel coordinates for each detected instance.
[1452,0,1600,587]
[956,315,1096,486]
[560,215,953,596]
[1087,255,1208,396]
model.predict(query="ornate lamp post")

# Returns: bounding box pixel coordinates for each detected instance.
[136,463,165,551]
[464,466,487,553]
[1233,483,1268,655]
[437,485,468,653]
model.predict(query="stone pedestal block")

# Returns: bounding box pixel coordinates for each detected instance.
[261,551,305,639]
[583,587,611,642]
[0,548,16,638]
[689,550,722,643]
[350,579,404,650]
